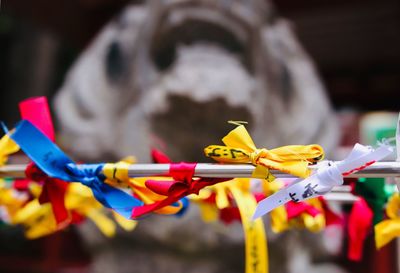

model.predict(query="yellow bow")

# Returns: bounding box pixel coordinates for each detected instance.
[375,193,400,249]
[204,124,324,181]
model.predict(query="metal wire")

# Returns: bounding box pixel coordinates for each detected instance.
[1,161,400,179]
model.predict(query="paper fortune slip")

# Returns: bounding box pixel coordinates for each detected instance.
[253,143,393,219]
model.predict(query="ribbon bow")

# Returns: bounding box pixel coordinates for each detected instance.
[204,124,324,180]
[130,162,228,218]
[103,152,192,216]
[10,119,143,219]
[253,143,393,219]
[374,193,400,249]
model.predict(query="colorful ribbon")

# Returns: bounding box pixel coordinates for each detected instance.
[347,198,373,261]
[354,178,395,225]
[129,162,228,218]
[253,143,393,219]
[204,123,324,180]
[191,178,268,273]
[103,160,186,216]
[10,120,143,219]
[19,97,70,226]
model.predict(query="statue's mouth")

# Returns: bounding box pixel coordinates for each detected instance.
[150,94,253,162]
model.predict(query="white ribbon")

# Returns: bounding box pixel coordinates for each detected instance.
[253,143,393,219]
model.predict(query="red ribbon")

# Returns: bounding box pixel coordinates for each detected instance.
[19,97,70,227]
[286,201,321,219]
[347,197,373,261]
[319,197,343,226]
[131,162,228,218]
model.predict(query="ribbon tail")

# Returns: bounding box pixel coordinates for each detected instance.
[375,219,400,249]
[19,96,55,141]
[131,193,185,218]
[230,184,268,273]
[92,183,143,219]
[39,179,70,227]
[348,198,373,261]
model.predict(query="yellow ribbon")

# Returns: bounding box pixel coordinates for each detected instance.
[13,182,138,239]
[230,179,268,273]
[0,134,19,166]
[0,135,24,222]
[189,190,219,222]
[0,180,28,223]
[287,198,325,233]
[375,193,400,249]
[192,179,268,273]
[204,124,324,181]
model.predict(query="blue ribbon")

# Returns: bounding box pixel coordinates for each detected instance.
[174,197,189,217]
[10,120,143,219]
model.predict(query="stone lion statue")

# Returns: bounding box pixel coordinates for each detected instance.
[53,1,344,273]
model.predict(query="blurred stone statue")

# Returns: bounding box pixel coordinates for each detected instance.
[54,0,343,273]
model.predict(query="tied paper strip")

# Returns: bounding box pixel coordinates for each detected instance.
[10,120,143,219]
[204,124,324,180]
[253,143,393,219]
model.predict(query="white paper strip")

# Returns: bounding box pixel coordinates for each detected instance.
[252,143,393,219]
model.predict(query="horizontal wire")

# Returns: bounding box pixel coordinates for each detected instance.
[1,161,400,178]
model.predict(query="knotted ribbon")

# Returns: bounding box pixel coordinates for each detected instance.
[10,120,143,219]
[204,124,324,181]
[103,160,187,216]
[130,162,228,218]
[253,143,393,219]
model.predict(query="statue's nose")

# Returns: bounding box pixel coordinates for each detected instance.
[149,94,253,162]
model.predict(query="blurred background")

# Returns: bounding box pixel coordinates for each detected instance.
[0,0,399,272]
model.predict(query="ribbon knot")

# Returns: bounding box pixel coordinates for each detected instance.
[205,124,324,180]
[25,162,48,182]
[66,163,104,188]
[249,148,267,165]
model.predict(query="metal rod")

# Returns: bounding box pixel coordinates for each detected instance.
[1,161,400,179]
[127,162,400,178]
